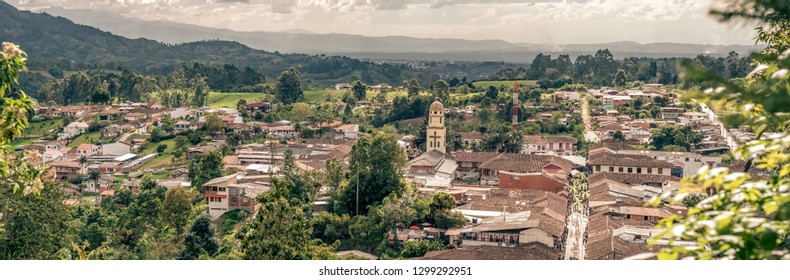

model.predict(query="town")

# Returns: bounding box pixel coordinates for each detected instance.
[1,0,788,263]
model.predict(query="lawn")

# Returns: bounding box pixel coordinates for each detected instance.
[472,80,536,89]
[304,89,346,102]
[138,139,188,170]
[23,118,64,137]
[207,92,272,108]
[68,131,102,148]
[11,137,35,147]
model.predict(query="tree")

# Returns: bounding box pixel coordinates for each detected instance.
[643,0,790,260]
[649,125,702,151]
[275,67,303,104]
[351,80,366,101]
[188,151,225,191]
[161,187,194,232]
[332,133,408,216]
[156,144,167,155]
[88,169,101,191]
[406,78,421,97]
[190,76,209,107]
[237,178,335,260]
[433,79,450,102]
[179,214,219,260]
[485,85,499,100]
[612,130,625,143]
[613,69,630,87]
[236,99,247,111]
[204,112,223,135]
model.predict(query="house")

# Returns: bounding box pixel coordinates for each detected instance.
[334,83,352,90]
[101,124,124,138]
[269,125,296,138]
[460,132,482,148]
[59,122,89,140]
[415,243,560,260]
[167,108,194,119]
[405,150,458,189]
[454,152,575,186]
[203,173,271,219]
[590,142,719,177]
[43,149,64,163]
[102,142,132,156]
[175,121,204,133]
[50,161,81,179]
[98,108,122,121]
[244,102,271,112]
[522,135,577,156]
[448,189,567,249]
[588,151,675,176]
[123,112,147,122]
[334,124,361,139]
[188,145,221,159]
[76,144,101,157]
[660,107,685,120]
[498,171,567,193]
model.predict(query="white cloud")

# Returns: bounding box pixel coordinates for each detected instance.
[8,0,755,44]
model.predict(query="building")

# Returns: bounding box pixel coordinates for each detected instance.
[498,171,567,193]
[102,142,133,156]
[59,121,89,139]
[660,107,685,120]
[426,101,446,153]
[203,173,271,219]
[43,149,64,163]
[460,132,482,148]
[454,152,575,186]
[76,144,101,157]
[405,150,458,188]
[334,124,361,139]
[522,135,577,156]
[175,121,204,133]
[50,161,81,179]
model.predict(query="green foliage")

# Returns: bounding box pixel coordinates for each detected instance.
[400,240,445,259]
[179,214,219,260]
[332,133,408,216]
[480,123,523,153]
[188,150,225,191]
[275,67,304,104]
[650,125,702,151]
[0,182,71,259]
[351,80,366,101]
[161,187,194,232]
[644,0,790,260]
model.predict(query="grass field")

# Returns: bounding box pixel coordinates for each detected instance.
[206,92,272,108]
[68,131,101,148]
[23,118,64,137]
[11,137,35,147]
[472,80,535,89]
[138,139,180,170]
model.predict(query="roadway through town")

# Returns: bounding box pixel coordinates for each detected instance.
[564,180,589,260]
[581,95,599,143]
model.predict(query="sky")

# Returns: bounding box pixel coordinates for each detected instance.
[9,0,757,45]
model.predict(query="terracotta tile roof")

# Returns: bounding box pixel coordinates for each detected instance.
[479,153,574,173]
[586,216,664,260]
[460,131,482,140]
[409,150,450,167]
[589,172,678,186]
[453,151,500,163]
[415,243,561,260]
[456,189,567,237]
[589,151,675,169]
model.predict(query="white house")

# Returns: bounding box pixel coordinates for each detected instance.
[102,142,133,156]
[43,149,64,163]
[59,122,89,140]
[335,124,361,139]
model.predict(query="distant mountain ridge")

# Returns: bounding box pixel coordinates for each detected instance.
[37,6,762,62]
[0,1,436,87]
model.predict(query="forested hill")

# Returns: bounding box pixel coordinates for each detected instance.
[0,1,436,86]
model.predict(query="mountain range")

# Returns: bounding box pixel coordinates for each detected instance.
[38,6,763,63]
[0,1,436,88]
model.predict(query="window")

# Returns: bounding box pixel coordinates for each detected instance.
[637,167,642,174]
[595,165,601,172]
[685,158,689,162]
[618,167,624,172]
[609,167,614,172]
[219,187,226,192]
[627,168,633,173]
[643,216,648,221]
[658,168,664,174]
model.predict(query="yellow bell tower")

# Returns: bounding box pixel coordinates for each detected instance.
[426,100,446,153]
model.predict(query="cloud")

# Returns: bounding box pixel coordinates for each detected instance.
[7,0,755,44]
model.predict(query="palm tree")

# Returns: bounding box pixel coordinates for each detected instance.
[78,156,88,175]
[88,168,101,191]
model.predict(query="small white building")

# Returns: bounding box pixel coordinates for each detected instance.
[102,142,133,156]
[59,121,89,140]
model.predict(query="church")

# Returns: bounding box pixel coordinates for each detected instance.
[405,101,458,189]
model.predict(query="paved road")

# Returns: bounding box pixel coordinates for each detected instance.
[581,95,599,143]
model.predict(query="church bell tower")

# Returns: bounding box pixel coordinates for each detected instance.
[426,100,446,153]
